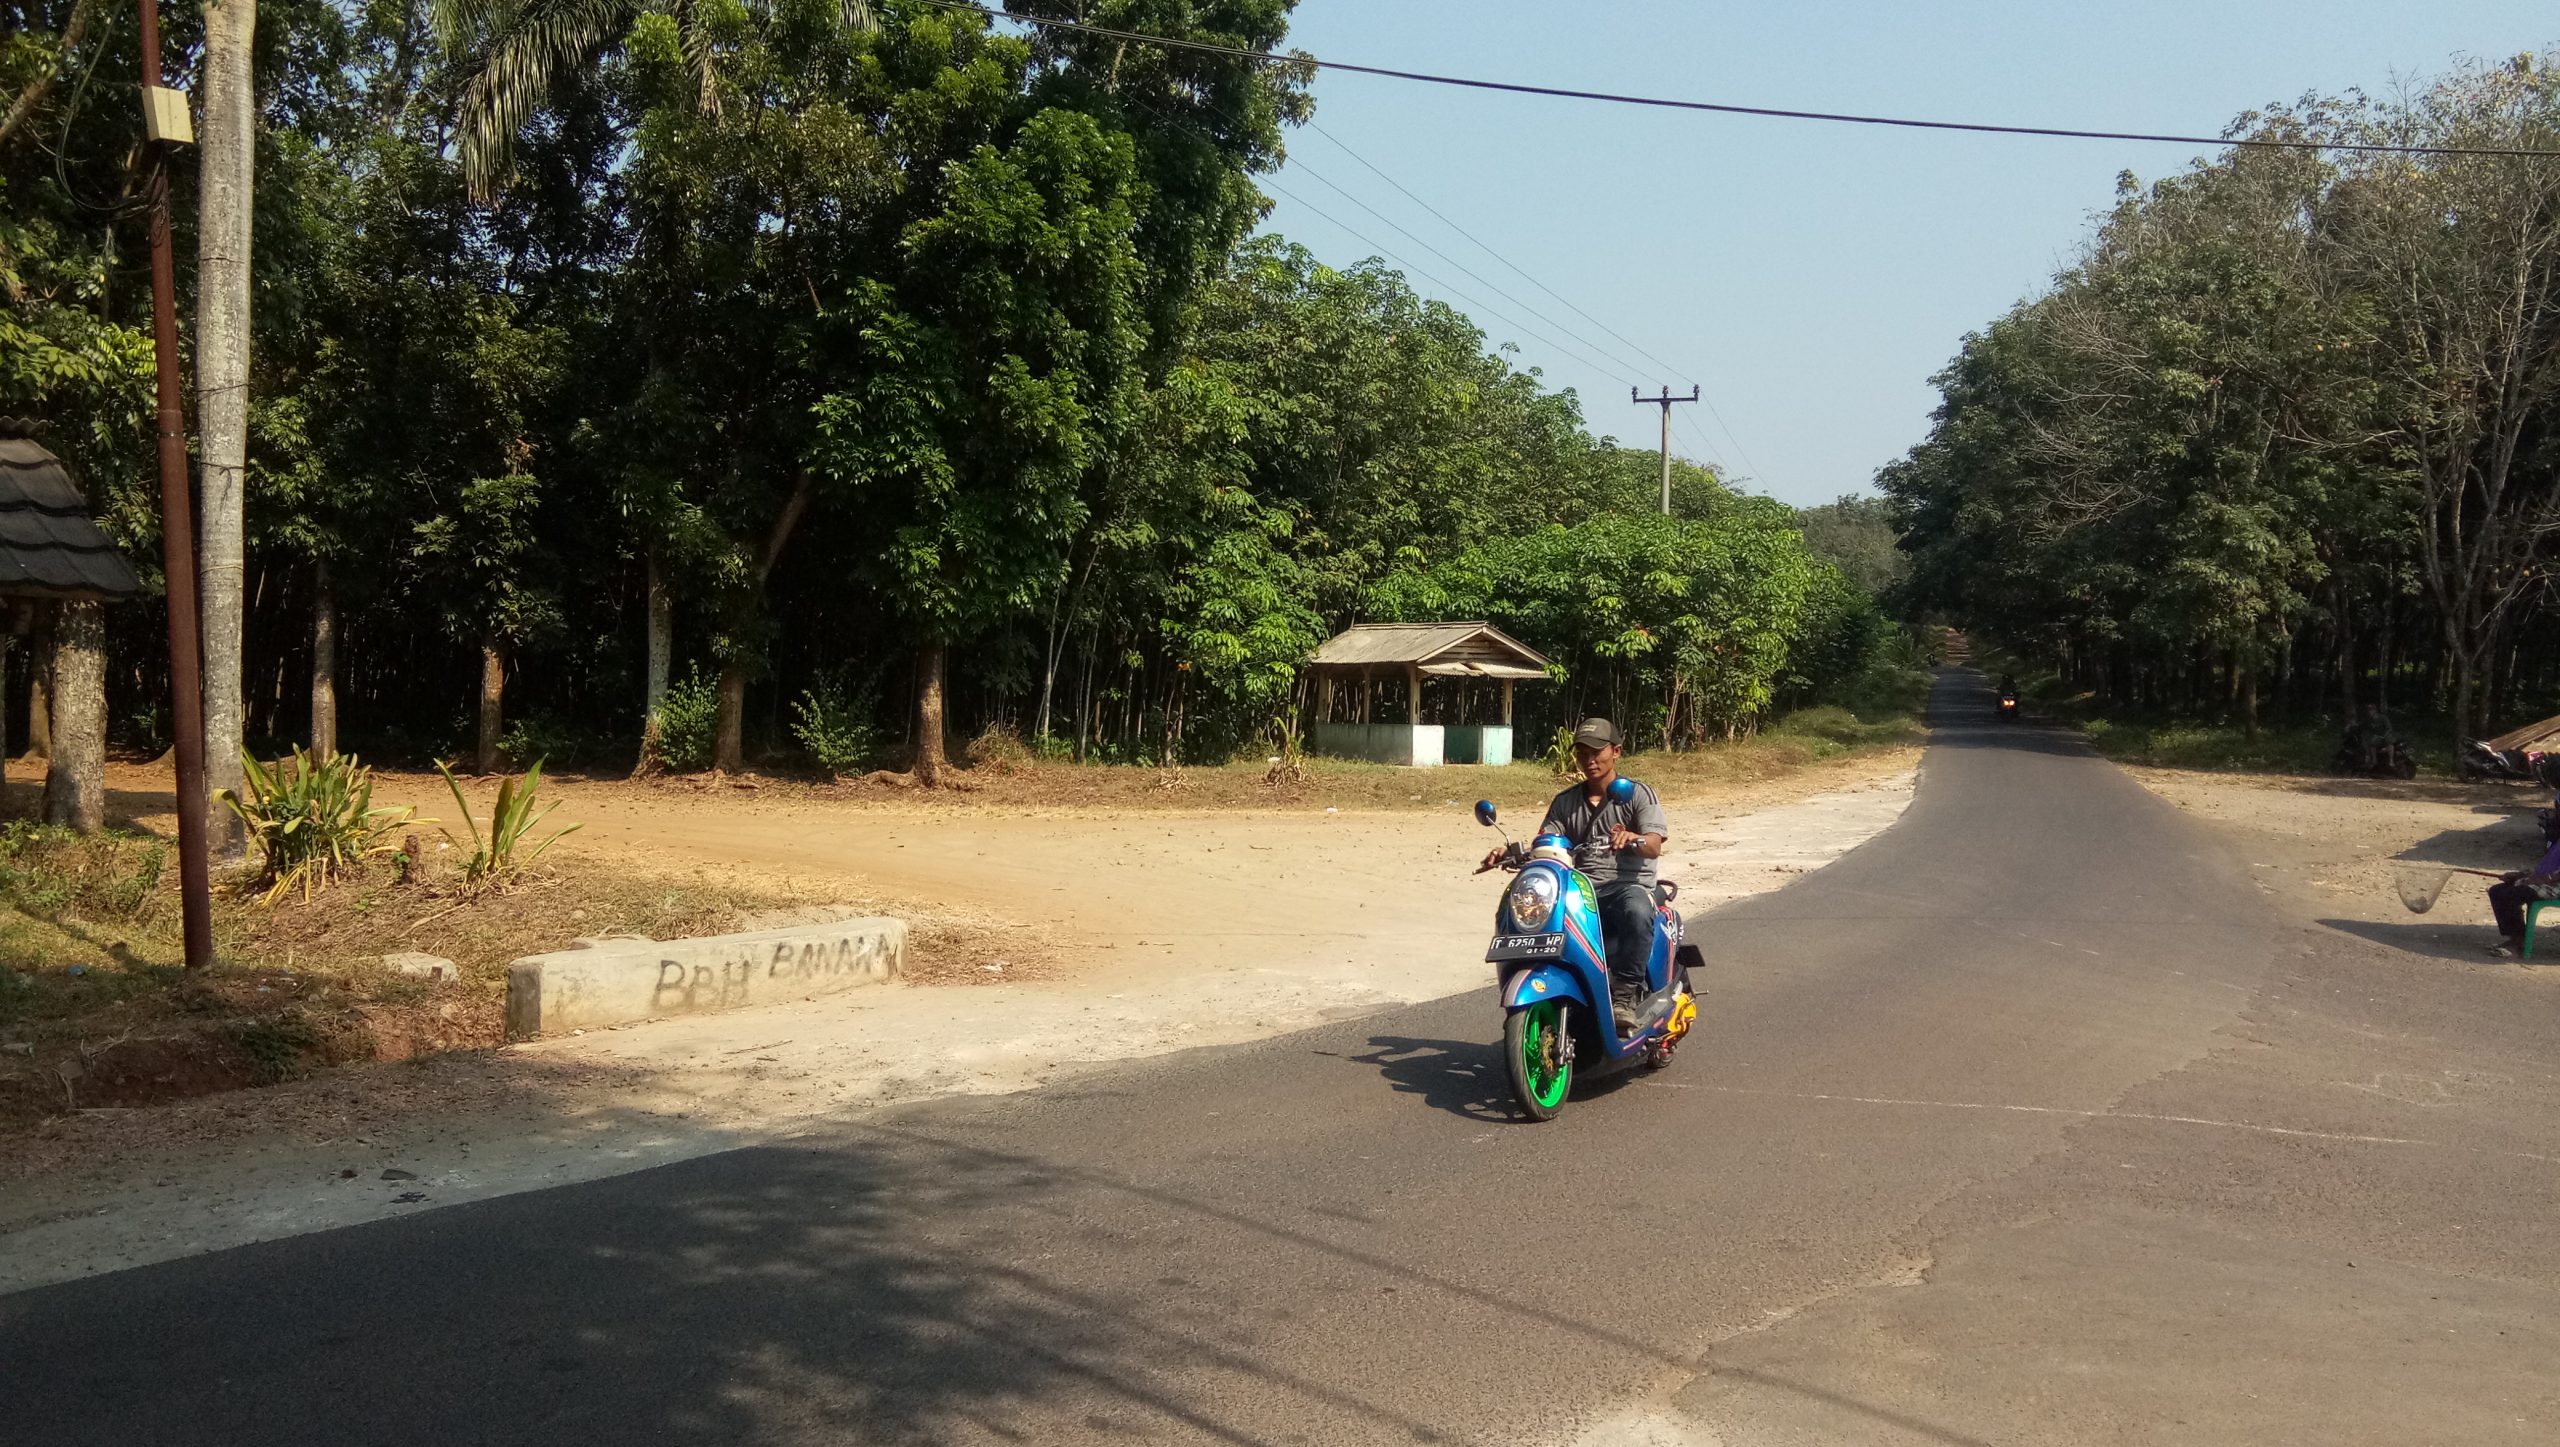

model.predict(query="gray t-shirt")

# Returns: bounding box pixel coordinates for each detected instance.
[1538,779,1669,887]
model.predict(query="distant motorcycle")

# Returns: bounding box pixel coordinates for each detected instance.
[2334,738,2418,779]
[1996,691,2020,723]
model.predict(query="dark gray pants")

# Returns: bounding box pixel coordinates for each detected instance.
[2489,880,2557,939]
[1596,880,1656,1002]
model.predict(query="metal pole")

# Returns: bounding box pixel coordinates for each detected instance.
[138,0,216,971]
[1659,400,1672,514]
[1632,387,1702,516]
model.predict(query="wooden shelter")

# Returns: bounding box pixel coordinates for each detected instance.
[0,420,143,829]
[1305,622,1552,767]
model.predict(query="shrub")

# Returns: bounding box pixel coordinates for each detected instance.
[962,720,1032,775]
[501,714,587,770]
[219,748,413,904]
[1543,726,1578,780]
[655,666,720,772]
[437,760,579,884]
[791,673,884,777]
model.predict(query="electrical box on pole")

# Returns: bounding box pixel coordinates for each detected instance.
[141,85,193,145]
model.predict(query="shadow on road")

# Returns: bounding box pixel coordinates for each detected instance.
[1350,1034,1516,1122]
[10,1126,1503,1445]
[2314,916,2523,964]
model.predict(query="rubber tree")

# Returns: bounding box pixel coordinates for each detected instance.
[197,0,257,855]
[43,599,106,831]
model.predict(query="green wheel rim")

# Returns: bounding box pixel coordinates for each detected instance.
[1519,1001,1570,1110]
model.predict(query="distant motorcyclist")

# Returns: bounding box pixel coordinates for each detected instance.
[2342,704,2397,772]
[1485,717,1666,1034]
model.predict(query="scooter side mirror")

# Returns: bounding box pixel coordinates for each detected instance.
[1474,800,1498,828]
[1607,776,1636,804]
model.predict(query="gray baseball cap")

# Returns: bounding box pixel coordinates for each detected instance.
[1571,717,1623,748]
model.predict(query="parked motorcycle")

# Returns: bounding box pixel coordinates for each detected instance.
[2335,739,2419,779]
[2457,738,2543,783]
[1473,778,1701,1121]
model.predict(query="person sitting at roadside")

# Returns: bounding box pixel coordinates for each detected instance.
[2486,831,2560,957]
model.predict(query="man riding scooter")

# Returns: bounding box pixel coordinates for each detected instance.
[1483,717,1667,1034]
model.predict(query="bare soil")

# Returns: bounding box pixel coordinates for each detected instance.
[2123,765,2553,956]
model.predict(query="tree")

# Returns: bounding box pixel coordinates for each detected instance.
[198,0,259,853]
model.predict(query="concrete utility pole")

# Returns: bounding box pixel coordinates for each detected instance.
[1633,387,1700,515]
[137,0,216,970]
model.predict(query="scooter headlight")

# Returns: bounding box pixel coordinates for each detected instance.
[1506,871,1559,931]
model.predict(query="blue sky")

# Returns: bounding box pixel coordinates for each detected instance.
[1253,2,2558,505]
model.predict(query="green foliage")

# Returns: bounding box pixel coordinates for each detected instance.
[233,1016,321,1085]
[1885,56,2560,738]
[1796,495,1907,599]
[655,667,721,773]
[437,760,580,884]
[791,673,883,777]
[219,749,414,905]
[1542,726,1579,780]
[1373,507,1829,747]
[501,714,589,770]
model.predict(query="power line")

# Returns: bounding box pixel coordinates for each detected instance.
[1112,86,1646,390]
[1309,121,1692,382]
[1113,31,1774,481]
[919,0,2560,159]
[1257,175,1639,387]
[1304,119,1769,487]
[1672,409,1732,475]
[1285,160,1649,386]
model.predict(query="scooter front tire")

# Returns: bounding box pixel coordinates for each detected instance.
[1505,1000,1573,1121]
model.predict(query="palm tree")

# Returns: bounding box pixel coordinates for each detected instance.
[434,0,874,201]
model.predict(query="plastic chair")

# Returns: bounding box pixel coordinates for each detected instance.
[2525,898,2560,961]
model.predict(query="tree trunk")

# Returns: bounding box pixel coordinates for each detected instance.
[635,548,671,775]
[709,475,816,775]
[310,560,337,760]
[1036,544,1099,742]
[195,0,257,858]
[44,601,106,832]
[712,661,748,772]
[476,637,505,774]
[25,627,51,761]
[914,639,948,785]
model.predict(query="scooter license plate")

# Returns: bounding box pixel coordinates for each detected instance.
[1486,933,1566,962]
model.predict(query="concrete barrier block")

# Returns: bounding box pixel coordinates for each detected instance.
[505,918,905,1039]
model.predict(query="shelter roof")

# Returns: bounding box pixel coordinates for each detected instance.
[2484,711,2560,754]
[0,425,143,601]
[1307,622,1552,680]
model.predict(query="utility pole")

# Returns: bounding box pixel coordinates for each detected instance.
[1633,386,1700,515]
[137,0,216,971]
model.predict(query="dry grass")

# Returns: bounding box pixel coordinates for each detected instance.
[607,718,1920,816]
[0,829,1030,1124]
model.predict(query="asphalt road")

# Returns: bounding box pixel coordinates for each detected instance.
[10,670,2556,1445]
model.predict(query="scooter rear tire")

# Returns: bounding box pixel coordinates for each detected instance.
[1505,1001,1572,1121]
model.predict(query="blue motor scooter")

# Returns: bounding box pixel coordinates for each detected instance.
[1474,777,1701,1121]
